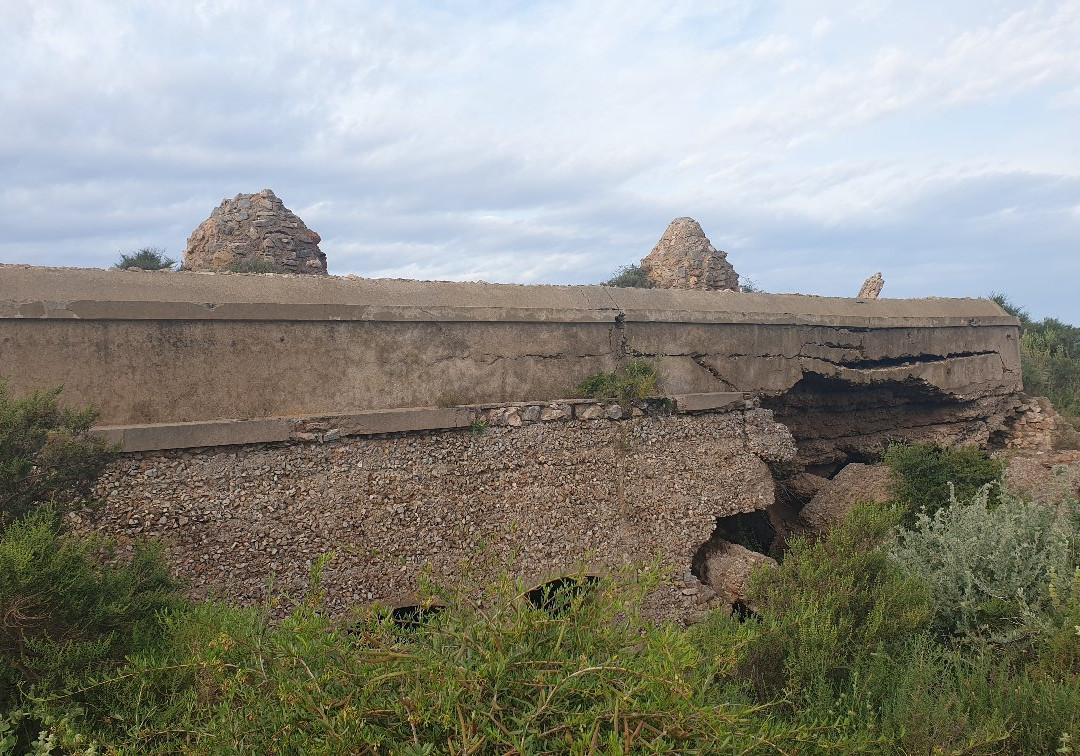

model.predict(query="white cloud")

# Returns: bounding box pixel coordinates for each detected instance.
[0,0,1078,321]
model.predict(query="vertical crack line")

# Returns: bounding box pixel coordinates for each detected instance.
[610,312,628,359]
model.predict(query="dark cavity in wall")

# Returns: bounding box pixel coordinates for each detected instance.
[524,575,601,616]
[691,508,778,585]
[389,603,446,629]
[761,373,981,467]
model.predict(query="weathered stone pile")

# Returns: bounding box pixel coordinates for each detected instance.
[183,189,326,274]
[640,217,740,291]
[999,396,1066,450]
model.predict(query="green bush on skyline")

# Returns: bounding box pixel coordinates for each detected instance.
[114,246,176,270]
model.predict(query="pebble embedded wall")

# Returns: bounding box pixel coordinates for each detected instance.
[82,405,795,619]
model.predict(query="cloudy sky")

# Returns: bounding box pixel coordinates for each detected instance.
[2,1,1078,320]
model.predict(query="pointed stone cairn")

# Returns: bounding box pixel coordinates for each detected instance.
[183,189,327,274]
[641,217,739,291]
[857,272,884,299]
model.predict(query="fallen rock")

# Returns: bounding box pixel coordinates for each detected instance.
[183,189,326,274]
[857,272,884,299]
[799,463,893,532]
[699,538,776,607]
[787,471,829,502]
[641,217,739,291]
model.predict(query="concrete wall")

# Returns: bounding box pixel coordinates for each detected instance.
[0,265,1022,441]
[0,263,1029,617]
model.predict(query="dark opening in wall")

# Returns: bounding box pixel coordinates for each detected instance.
[390,603,446,629]
[731,600,760,623]
[711,510,777,555]
[691,508,778,584]
[524,575,600,616]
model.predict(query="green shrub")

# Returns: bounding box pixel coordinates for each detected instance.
[0,512,181,743]
[694,503,932,706]
[990,293,1080,422]
[891,485,1073,642]
[882,442,1004,523]
[576,359,660,402]
[603,264,655,288]
[226,258,285,274]
[114,247,176,270]
[0,382,115,527]
[1040,566,1080,674]
[26,568,870,752]
[841,630,1080,754]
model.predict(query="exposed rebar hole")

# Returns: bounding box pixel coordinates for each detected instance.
[524,575,600,616]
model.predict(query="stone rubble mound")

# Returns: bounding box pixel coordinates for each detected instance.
[641,217,739,291]
[183,189,327,275]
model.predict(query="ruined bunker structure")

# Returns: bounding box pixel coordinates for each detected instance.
[0,265,1022,615]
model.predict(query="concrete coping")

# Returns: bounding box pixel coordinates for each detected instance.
[0,265,1019,328]
[92,392,751,452]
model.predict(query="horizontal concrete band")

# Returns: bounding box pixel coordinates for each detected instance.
[0,265,1019,328]
[93,392,748,452]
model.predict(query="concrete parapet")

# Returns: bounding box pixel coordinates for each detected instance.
[1,265,1022,464]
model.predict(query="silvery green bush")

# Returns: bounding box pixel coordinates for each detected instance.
[891,483,1075,642]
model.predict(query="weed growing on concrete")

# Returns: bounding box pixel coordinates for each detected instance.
[577,358,660,403]
[434,393,460,408]
[469,417,488,435]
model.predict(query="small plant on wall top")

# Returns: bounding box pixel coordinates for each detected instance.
[603,264,655,288]
[576,358,660,403]
[114,246,176,270]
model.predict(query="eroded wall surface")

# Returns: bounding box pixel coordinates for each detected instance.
[82,405,793,615]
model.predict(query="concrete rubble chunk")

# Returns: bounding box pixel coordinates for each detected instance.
[184,189,327,275]
[641,217,739,291]
[857,272,884,299]
[699,539,777,607]
[799,463,893,532]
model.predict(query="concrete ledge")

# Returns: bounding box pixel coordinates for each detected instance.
[302,407,476,437]
[672,392,749,412]
[0,265,1019,328]
[93,397,756,452]
[95,418,293,452]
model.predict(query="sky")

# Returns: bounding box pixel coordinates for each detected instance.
[1,1,1078,321]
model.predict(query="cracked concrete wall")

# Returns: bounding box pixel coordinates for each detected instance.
[1,266,1021,463]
